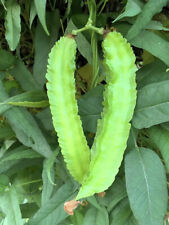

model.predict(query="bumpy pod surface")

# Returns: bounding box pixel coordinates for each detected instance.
[76,32,137,199]
[46,36,90,183]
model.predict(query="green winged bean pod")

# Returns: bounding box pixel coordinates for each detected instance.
[76,31,137,199]
[46,36,90,183]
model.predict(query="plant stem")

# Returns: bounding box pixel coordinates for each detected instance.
[89,24,104,34]
[90,32,99,88]
[87,0,100,89]
[72,0,103,89]
[15,179,42,187]
[98,0,108,14]
[87,0,96,23]
[97,0,104,9]
[72,24,103,35]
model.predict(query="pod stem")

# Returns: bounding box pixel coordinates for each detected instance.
[72,22,104,35]
[72,0,103,35]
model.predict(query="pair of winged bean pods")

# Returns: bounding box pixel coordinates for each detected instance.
[46,31,137,200]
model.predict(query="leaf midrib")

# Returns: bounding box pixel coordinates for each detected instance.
[137,149,153,225]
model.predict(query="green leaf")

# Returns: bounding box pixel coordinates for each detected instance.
[125,147,168,225]
[13,165,42,207]
[107,178,127,213]
[78,85,103,132]
[124,215,139,225]
[147,125,169,173]
[127,0,168,40]
[6,108,53,158]
[0,49,16,70]
[0,186,24,225]
[0,71,5,81]
[0,139,15,158]
[146,20,169,31]
[1,0,6,10]
[82,207,109,225]
[55,158,70,183]
[33,10,60,88]
[35,108,54,131]
[9,59,39,91]
[5,100,49,108]
[71,210,84,225]
[0,158,42,177]
[0,90,48,114]
[126,127,138,152]
[79,79,169,132]
[5,0,21,51]
[87,196,101,210]
[0,123,14,140]
[41,160,55,206]
[71,0,83,14]
[28,182,76,225]
[136,60,169,89]
[0,174,10,193]
[20,203,39,218]
[44,149,59,186]
[113,0,143,23]
[0,145,41,175]
[133,80,169,129]
[110,198,132,225]
[0,146,41,164]
[0,80,53,158]
[0,159,21,175]
[29,0,37,28]
[34,0,49,35]
[4,79,20,92]
[71,14,88,30]
[131,30,169,67]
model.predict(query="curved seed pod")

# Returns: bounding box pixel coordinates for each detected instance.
[46,36,90,183]
[76,31,137,199]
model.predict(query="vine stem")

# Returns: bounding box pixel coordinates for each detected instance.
[90,32,99,88]
[72,0,102,89]
[88,0,99,89]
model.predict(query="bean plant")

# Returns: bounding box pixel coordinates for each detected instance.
[0,0,169,225]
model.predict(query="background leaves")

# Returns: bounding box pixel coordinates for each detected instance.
[0,186,24,225]
[5,0,21,51]
[125,148,168,225]
[127,0,168,40]
[0,0,169,224]
[33,10,60,88]
[34,0,49,35]
[133,80,169,128]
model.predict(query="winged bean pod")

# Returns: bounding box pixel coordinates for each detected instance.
[46,36,90,183]
[76,31,137,199]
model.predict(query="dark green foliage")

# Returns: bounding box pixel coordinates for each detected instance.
[0,0,168,224]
